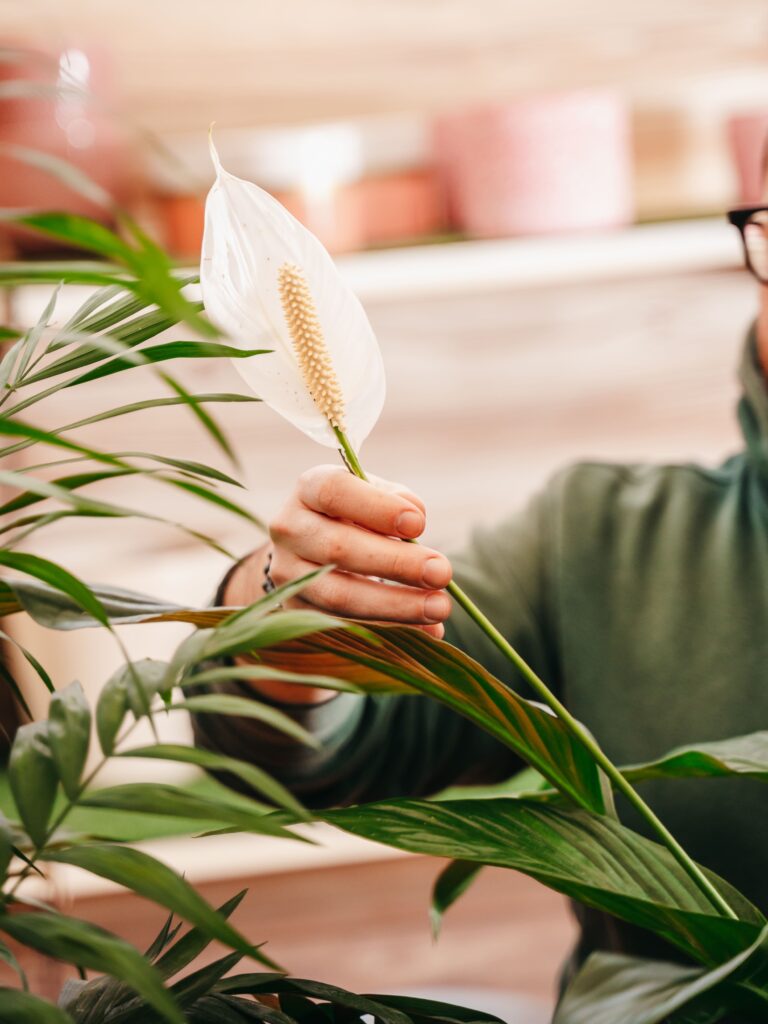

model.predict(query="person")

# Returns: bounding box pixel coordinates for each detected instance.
[192,203,768,985]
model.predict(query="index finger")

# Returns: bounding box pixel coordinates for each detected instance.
[298,465,426,539]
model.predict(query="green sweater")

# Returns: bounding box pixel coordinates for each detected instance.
[194,329,768,985]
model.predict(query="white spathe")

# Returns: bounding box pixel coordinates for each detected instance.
[200,139,386,449]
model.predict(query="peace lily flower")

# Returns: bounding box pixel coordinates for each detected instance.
[197,135,738,921]
[200,138,385,454]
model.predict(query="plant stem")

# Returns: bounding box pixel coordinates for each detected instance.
[334,426,737,921]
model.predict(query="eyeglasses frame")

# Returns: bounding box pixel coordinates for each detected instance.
[728,205,768,285]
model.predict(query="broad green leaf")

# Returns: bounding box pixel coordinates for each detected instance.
[2,577,223,631]
[117,744,312,818]
[79,783,309,842]
[214,976,413,1024]
[365,994,506,1024]
[47,681,91,799]
[434,766,553,803]
[0,912,184,1024]
[13,213,129,260]
[256,625,606,814]
[96,660,168,754]
[430,860,482,939]
[0,550,108,625]
[66,341,270,388]
[42,846,278,968]
[320,798,765,966]
[623,731,768,785]
[172,694,318,747]
[8,721,58,846]
[554,923,768,1024]
[0,988,74,1022]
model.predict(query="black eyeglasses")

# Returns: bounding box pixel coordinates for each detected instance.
[728,206,768,285]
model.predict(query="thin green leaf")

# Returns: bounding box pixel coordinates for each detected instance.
[0,626,52,706]
[0,394,257,461]
[321,798,765,966]
[554,922,768,1024]
[0,261,129,287]
[0,812,15,883]
[0,468,137,516]
[0,337,23,395]
[0,417,127,468]
[186,663,361,696]
[1,148,113,208]
[95,660,168,755]
[158,373,240,467]
[430,860,482,939]
[172,693,319,747]
[13,283,61,384]
[0,912,184,1024]
[0,551,108,625]
[42,846,278,968]
[66,341,269,388]
[8,721,58,846]
[79,783,310,843]
[0,939,29,991]
[117,744,312,819]
[48,681,91,800]
[55,282,131,341]
[0,988,74,1022]
[154,890,248,979]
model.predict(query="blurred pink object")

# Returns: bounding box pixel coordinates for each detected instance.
[433,91,633,237]
[727,113,768,204]
[0,43,129,248]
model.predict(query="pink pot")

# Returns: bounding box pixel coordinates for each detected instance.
[727,112,768,204]
[433,90,633,237]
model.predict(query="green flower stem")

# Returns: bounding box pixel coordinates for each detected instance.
[333,425,736,921]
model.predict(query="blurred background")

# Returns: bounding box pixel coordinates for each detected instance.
[2,2,768,1020]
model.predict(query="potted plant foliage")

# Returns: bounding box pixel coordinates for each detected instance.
[1,98,768,1024]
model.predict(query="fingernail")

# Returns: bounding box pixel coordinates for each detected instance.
[422,557,448,588]
[424,593,449,622]
[397,509,423,537]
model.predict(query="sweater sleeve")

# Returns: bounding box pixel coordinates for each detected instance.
[191,484,560,808]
